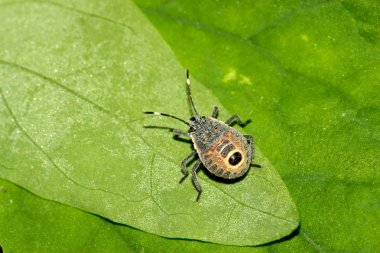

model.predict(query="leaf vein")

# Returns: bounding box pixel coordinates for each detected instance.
[205,179,294,223]
[0,162,16,171]
[0,59,116,118]
[301,230,327,253]
[149,154,191,217]
[0,0,135,33]
[0,87,147,203]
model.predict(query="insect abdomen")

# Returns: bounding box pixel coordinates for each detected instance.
[198,131,251,179]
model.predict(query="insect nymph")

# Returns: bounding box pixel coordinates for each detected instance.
[144,70,257,201]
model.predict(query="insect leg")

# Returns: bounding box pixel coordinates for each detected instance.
[244,134,261,168]
[190,160,203,202]
[211,106,219,118]
[225,114,250,126]
[244,134,254,155]
[179,150,197,184]
[170,129,190,137]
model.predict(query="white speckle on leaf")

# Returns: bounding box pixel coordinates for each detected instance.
[238,74,252,85]
[300,34,309,41]
[223,68,252,85]
[223,68,237,83]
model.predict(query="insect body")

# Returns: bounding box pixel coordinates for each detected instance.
[144,70,256,201]
[191,117,253,179]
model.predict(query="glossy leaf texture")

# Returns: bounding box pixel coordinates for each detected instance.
[0,178,270,253]
[133,0,380,252]
[0,0,298,247]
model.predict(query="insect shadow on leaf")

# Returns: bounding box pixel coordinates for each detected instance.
[144,70,260,201]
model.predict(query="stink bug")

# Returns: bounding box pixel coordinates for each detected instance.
[144,70,258,201]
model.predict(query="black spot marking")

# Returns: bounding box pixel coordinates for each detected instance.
[229,152,242,165]
[221,144,235,158]
[216,139,229,152]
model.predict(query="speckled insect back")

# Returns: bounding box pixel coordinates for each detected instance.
[144,70,258,201]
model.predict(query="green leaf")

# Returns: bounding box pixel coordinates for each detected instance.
[133,0,380,252]
[0,178,133,252]
[0,178,269,253]
[0,0,298,246]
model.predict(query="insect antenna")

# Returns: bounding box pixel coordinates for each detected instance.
[186,70,199,117]
[143,111,190,126]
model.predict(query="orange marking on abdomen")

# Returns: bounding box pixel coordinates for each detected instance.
[207,132,233,154]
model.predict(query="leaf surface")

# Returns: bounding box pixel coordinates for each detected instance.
[0,0,298,246]
[0,178,270,253]
[133,0,380,251]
